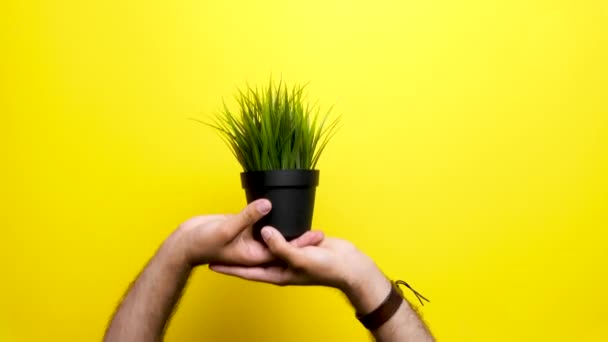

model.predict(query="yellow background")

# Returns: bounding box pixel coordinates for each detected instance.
[2,0,607,341]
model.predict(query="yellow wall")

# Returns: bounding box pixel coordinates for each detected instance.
[2,0,607,341]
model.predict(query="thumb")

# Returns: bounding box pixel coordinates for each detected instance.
[261,226,306,266]
[223,199,272,237]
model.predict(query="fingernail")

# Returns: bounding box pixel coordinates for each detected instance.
[257,200,271,214]
[261,227,272,241]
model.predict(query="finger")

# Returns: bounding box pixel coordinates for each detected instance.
[290,230,324,248]
[209,264,294,285]
[261,226,307,267]
[222,199,271,238]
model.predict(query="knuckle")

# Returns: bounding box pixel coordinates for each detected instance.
[242,207,258,223]
[178,219,197,231]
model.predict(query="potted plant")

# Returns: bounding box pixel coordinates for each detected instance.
[207,79,340,241]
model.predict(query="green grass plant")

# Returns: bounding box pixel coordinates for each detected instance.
[204,79,340,172]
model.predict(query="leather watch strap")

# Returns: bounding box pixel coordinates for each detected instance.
[356,285,404,331]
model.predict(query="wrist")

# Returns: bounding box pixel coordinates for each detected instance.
[341,257,392,315]
[161,228,197,269]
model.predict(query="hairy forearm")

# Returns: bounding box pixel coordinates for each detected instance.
[104,234,192,342]
[343,262,434,342]
[374,299,434,342]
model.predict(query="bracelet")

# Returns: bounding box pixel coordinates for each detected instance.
[356,280,430,331]
[356,284,403,331]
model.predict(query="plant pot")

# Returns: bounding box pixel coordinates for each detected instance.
[241,169,319,242]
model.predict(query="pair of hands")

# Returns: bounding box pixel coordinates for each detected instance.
[168,198,384,294]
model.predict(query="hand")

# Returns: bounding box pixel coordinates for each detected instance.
[167,199,324,267]
[209,226,392,314]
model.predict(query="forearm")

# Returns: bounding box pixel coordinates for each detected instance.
[343,263,434,342]
[372,299,434,342]
[104,234,192,342]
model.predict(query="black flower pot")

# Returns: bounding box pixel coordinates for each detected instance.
[241,169,319,242]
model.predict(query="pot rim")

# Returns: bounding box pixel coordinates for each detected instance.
[241,169,319,188]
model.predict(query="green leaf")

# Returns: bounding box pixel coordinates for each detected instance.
[204,78,340,171]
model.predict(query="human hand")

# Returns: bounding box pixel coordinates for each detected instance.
[167,199,324,267]
[209,226,392,314]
